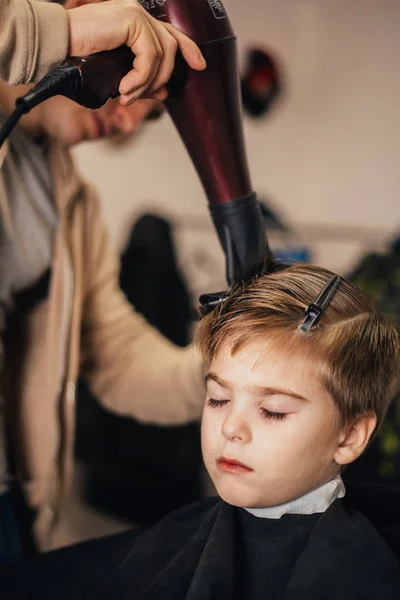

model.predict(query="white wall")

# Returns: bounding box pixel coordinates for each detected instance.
[72,0,400,293]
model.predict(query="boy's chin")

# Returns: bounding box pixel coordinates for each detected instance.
[215,482,265,509]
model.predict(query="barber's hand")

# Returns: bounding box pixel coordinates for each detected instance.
[67,0,206,105]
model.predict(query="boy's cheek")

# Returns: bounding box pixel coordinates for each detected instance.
[202,410,226,445]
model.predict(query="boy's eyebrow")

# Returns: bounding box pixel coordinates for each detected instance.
[250,386,309,402]
[205,373,232,390]
[205,373,309,402]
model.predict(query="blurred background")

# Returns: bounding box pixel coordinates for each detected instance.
[54,0,400,548]
[74,0,400,293]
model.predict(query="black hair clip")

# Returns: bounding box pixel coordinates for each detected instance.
[299,275,341,333]
[198,291,227,317]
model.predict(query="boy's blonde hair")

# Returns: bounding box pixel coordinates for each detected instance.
[196,264,400,430]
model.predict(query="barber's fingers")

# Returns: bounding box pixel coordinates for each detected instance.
[140,16,179,96]
[143,16,207,96]
[119,10,206,104]
[67,0,206,105]
[118,17,164,101]
[119,22,173,102]
[162,22,206,72]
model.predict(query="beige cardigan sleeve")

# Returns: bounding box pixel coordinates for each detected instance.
[0,0,69,84]
[80,191,205,426]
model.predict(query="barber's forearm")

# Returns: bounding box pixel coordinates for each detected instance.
[84,330,205,425]
[0,0,68,84]
[80,189,206,425]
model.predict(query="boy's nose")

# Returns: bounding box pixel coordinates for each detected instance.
[221,411,252,444]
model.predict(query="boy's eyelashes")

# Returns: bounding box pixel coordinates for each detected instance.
[206,398,287,421]
[260,408,287,421]
[207,398,229,408]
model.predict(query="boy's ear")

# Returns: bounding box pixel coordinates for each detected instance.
[334,413,377,466]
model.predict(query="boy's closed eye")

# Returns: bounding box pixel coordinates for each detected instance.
[206,398,288,421]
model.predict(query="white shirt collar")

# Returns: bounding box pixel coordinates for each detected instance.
[244,475,345,519]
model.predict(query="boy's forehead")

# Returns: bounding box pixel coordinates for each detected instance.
[208,339,326,400]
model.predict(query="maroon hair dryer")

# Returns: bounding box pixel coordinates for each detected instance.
[143,0,270,283]
[9,0,270,284]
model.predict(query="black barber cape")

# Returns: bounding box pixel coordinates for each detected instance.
[1,485,400,599]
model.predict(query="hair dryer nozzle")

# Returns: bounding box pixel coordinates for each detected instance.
[210,194,269,284]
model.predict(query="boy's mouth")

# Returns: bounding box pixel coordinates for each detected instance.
[216,457,253,474]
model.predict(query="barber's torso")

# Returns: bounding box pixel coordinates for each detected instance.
[0,126,57,497]
[0,128,89,551]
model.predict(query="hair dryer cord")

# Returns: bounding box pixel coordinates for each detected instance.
[0,64,82,148]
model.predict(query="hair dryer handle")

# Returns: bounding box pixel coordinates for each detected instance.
[64,46,134,109]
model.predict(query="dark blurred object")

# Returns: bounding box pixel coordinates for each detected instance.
[241,48,283,118]
[120,214,191,345]
[259,199,287,231]
[343,237,400,488]
[259,200,312,264]
[75,214,202,525]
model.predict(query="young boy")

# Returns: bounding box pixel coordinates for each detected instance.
[1,262,400,598]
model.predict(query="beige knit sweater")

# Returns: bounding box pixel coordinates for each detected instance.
[0,0,69,84]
